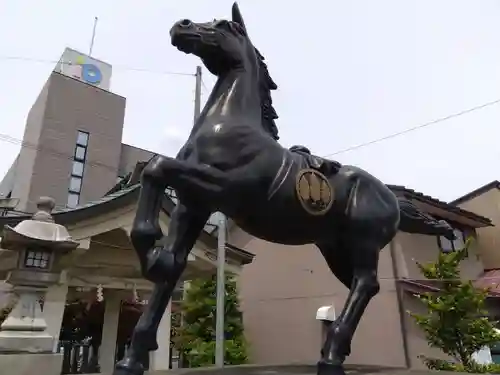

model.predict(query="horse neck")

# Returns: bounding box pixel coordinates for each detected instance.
[191,69,262,135]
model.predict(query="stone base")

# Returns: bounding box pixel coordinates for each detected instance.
[0,331,54,353]
[0,352,63,375]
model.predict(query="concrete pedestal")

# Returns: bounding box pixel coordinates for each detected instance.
[0,286,60,374]
[0,352,63,375]
[0,286,54,353]
[0,331,54,353]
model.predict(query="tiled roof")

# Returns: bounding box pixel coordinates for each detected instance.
[0,184,141,226]
[55,183,141,214]
[0,183,254,264]
[400,272,500,298]
[450,180,500,206]
[388,185,493,226]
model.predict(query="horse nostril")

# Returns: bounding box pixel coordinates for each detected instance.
[179,19,192,28]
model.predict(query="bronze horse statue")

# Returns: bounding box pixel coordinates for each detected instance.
[114,4,454,375]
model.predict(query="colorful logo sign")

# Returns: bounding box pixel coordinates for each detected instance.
[68,55,102,86]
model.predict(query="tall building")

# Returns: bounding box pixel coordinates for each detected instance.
[0,47,155,212]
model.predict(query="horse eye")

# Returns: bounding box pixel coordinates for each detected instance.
[214,20,230,28]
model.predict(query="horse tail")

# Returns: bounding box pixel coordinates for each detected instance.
[396,197,456,240]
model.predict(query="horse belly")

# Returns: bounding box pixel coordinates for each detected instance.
[228,154,344,245]
[230,191,336,245]
[233,214,322,245]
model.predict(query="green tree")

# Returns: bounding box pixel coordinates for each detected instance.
[173,274,249,367]
[410,239,500,372]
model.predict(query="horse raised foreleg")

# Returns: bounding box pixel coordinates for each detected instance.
[129,158,167,282]
[317,244,380,375]
[115,203,210,375]
[130,154,226,283]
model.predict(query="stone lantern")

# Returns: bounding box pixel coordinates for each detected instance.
[0,197,79,374]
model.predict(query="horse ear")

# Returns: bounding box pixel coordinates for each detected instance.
[232,2,247,33]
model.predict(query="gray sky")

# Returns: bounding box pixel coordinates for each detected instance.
[1,0,500,202]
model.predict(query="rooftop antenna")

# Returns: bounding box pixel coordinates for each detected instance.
[89,17,99,57]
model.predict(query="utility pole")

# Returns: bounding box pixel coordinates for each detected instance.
[89,17,99,57]
[194,66,202,123]
[215,211,227,368]
[191,66,226,367]
[192,64,227,368]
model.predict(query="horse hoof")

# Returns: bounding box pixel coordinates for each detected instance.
[317,361,346,375]
[113,358,144,375]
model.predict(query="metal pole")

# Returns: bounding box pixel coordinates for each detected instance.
[89,17,98,57]
[194,66,202,123]
[215,212,227,367]
[191,65,226,367]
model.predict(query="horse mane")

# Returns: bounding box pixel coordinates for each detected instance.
[255,48,280,140]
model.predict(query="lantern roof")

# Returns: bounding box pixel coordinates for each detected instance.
[0,197,79,252]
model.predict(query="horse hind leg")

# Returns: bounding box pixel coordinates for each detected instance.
[316,242,381,375]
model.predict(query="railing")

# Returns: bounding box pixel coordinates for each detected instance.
[58,341,179,373]
[58,341,99,374]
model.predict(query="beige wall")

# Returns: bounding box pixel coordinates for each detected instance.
[394,230,484,368]
[118,144,155,177]
[11,78,51,211]
[12,72,126,212]
[236,229,406,368]
[455,188,500,270]
[402,293,452,369]
[235,222,486,368]
[394,231,484,281]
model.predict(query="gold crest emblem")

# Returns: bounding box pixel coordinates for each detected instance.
[295,169,334,216]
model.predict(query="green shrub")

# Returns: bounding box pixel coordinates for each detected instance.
[409,239,500,371]
[173,275,249,367]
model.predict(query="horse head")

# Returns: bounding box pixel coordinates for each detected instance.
[170,3,280,139]
[170,3,255,76]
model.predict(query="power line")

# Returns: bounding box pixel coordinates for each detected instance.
[0,132,120,173]
[195,73,500,157]
[7,54,498,158]
[0,55,195,77]
[323,97,500,158]
[200,76,210,93]
[0,96,498,176]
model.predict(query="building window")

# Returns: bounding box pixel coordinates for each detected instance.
[75,146,86,161]
[67,130,89,208]
[67,192,80,208]
[76,131,89,147]
[69,176,82,192]
[72,161,84,177]
[438,228,466,253]
[24,249,51,270]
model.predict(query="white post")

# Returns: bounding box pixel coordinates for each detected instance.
[99,291,121,374]
[149,301,172,371]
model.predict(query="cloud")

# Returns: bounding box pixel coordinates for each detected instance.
[163,126,185,142]
[157,126,188,156]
